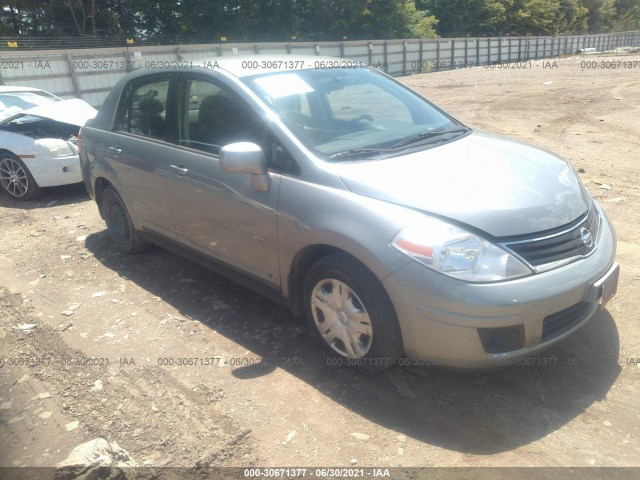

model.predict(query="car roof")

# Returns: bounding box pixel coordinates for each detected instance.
[0,86,47,93]
[203,55,366,78]
[124,55,367,81]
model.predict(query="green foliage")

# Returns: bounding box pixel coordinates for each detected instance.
[415,0,488,37]
[353,0,437,38]
[555,0,589,34]
[614,0,640,30]
[582,0,617,32]
[505,0,561,35]
[422,0,639,36]
[0,0,637,39]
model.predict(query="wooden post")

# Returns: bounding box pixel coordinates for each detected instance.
[450,39,455,70]
[65,53,82,99]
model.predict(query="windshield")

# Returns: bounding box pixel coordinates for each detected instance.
[243,67,468,160]
[0,91,60,121]
[1,114,43,126]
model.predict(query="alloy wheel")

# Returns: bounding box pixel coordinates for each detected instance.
[0,157,29,198]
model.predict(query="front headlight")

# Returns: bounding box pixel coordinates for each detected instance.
[39,138,75,158]
[391,217,532,282]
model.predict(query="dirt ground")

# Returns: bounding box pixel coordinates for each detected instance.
[1,52,639,475]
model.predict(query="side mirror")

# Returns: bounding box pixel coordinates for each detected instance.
[219,142,270,192]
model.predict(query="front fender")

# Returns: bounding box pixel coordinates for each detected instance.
[277,176,420,298]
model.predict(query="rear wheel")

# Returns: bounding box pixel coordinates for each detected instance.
[0,153,42,200]
[303,253,403,373]
[101,186,149,254]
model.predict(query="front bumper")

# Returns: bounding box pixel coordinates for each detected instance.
[26,154,82,188]
[382,211,618,369]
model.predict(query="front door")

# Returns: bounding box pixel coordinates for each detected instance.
[165,75,281,286]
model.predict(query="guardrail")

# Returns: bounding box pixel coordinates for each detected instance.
[1,32,639,108]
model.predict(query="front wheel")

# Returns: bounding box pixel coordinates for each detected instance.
[303,253,403,373]
[0,153,42,200]
[101,186,149,254]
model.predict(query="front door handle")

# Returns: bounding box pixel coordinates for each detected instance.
[109,146,122,156]
[169,164,188,176]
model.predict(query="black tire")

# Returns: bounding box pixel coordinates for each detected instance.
[101,186,149,254]
[303,253,403,373]
[0,152,42,200]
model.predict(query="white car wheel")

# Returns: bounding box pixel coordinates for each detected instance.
[0,153,41,200]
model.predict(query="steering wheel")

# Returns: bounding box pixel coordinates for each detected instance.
[351,114,374,123]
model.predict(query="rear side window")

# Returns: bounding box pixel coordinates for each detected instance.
[114,78,170,140]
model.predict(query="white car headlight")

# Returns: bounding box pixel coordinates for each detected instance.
[39,138,75,158]
[391,217,532,282]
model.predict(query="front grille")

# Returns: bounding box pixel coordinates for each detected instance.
[505,205,600,268]
[541,301,592,342]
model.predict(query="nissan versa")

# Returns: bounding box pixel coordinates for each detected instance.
[79,56,619,372]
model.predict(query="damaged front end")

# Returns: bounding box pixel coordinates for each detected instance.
[0,98,96,146]
[0,98,97,195]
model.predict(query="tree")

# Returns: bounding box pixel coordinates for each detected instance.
[0,0,636,41]
[613,0,640,30]
[555,0,589,33]
[420,0,606,36]
[582,0,616,32]
[359,0,437,38]
[418,0,510,37]
[500,0,560,36]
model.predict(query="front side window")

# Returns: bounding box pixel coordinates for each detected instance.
[243,67,467,160]
[177,77,263,154]
[175,76,298,174]
[114,78,170,140]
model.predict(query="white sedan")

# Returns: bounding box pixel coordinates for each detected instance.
[0,86,97,200]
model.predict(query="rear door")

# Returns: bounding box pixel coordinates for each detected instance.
[107,75,176,238]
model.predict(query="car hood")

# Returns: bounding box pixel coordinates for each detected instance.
[332,131,591,238]
[19,98,97,127]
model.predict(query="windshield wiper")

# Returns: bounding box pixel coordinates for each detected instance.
[326,127,470,160]
[390,126,470,150]
[327,148,392,161]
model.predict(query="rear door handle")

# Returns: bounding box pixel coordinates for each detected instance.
[169,164,188,176]
[109,146,122,156]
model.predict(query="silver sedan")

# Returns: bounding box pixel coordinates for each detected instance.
[79,56,618,372]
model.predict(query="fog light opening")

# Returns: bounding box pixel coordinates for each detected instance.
[478,325,525,354]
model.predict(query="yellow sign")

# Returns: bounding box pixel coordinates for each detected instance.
[220,36,227,42]
[7,41,18,48]
[126,38,134,44]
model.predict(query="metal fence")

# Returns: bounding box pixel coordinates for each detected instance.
[1,31,639,108]
[0,33,376,50]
